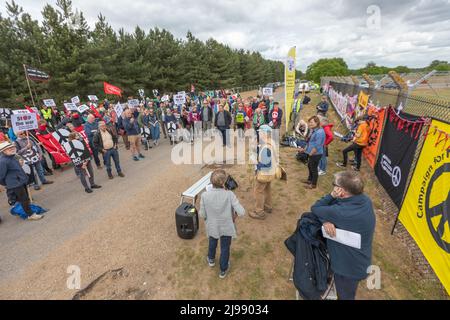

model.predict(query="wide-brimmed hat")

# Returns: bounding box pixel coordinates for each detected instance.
[0,141,15,153]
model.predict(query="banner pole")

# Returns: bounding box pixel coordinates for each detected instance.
[391,213,400,235]
[23,64,36,108]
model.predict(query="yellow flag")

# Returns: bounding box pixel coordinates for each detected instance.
[399,120,450,295]
[285,47,296,130]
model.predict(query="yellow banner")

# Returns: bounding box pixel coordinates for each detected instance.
[358,91,369,109]
[285,46,296,130]
[399,120,450,295]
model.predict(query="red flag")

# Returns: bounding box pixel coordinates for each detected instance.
[104,82,123,96]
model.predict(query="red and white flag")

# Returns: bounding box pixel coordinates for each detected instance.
[104,82,123,96]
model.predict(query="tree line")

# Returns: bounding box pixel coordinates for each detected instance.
[0,0,285,107]
[305,58,450,84]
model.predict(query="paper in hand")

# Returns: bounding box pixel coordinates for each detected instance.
[322,226,361,249]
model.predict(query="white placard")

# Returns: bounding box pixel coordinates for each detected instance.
[43,99,56,107]
[71,96,80,104]
[12,109,31,115]
[321,227,361,249]
[0,108,12,119]
[88,95,99,102]
[262,87,273,96]
[177,91,186,98]
[64,103,78,112]
[127,99,140,107]
[114,103,124,118]
[161,95,169,102]
[77,104,90,114]
[11,112,38,132]
[173,94,186,106]
[138,89,145,98]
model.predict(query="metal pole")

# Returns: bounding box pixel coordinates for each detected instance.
[23,64,36,108]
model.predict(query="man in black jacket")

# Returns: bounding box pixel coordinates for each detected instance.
[214,104,232,147]
[311,171,375,300]
[93,121,125,179]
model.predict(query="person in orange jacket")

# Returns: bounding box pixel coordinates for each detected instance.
[336,116,370,171]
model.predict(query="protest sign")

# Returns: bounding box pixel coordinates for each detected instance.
[43,99,56,107]
[0,108,12,119]
[11,112,38,132]
[71,96,80,105]
[63,139,91,166]
[64,103,78,112]
[128,99,140,107]
[88,95,99,102]
[174,94,186,106]
[161,95,169,102]
[77,104,90,114]
[262,87,273,96]
[114,103,124,118]
[138,89,145,98]
[12,109,31,115]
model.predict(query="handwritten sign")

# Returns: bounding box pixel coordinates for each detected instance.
[43,99,56,107]
[173,94,186,106]
[11,112,38,132]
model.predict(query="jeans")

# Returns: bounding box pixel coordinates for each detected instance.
[32,161,47,186]
[89,142,101,167]
[342,143,364,169]
[208,236,232,272]
[334,273,360,300]
[307,154,322,185]
[218,127,229,146]
[319,148,328,172]
[74,161,95,190]
[103,148,122,174]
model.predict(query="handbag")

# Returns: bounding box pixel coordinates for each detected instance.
[225,175,238,190]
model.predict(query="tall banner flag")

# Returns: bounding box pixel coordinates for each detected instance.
[363,106,386,168]
[104,82,123,96]
[399,120,450,294]
[285,46,296,130]
[374,107,426,208]
[24,65,50,82]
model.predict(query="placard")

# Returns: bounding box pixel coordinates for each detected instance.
[71,96,80,105]
[43,99,56,107]
[138,89,145,98]
[114,103,124,118]
[12,109,31,115]
[161,95,169,103]
[173,94,186,106]
[127,99,140,107]
[88,95,99,102]
[62,139,91,166]
[262,87,273,96]
[64,103,78,112]
[11,112,38,132]
[0,108,12,119]
[77,104,90,114]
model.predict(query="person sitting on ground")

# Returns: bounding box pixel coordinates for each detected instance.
[0,141,43,220]
[311,171,376,300]
[93,121,125,180]
[336,116,370,172]
[199,169,245,279]
[316,95,329,117]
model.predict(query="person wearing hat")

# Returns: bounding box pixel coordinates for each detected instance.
[250,125,277,220]
[336,116,371,172]
[0,141,44,220]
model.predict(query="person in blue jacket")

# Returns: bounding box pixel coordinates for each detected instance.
[311,171,376,300]
[123,108,145,161]
[0,141,44,221]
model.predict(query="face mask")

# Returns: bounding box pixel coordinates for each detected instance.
[39,124,47,131]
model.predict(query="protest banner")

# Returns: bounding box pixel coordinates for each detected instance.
[399,120,450,295]
[363,107,386,168]
[43,99,56,107]
[11,112,38,132]
[263,87,273,96]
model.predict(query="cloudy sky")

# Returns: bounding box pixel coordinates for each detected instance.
[1,0,450,71]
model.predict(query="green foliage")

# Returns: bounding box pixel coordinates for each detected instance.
[0,1,284,107]
[305,58,350,83]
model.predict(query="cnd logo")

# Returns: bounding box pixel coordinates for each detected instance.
[367,5,381,30]
[67,265,81,290]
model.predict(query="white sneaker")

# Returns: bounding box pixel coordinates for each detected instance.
[318,170,326,176]
[28,213,44,221]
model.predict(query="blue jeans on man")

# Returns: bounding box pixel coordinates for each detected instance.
[208,236,232,272]
[103,148,122,175]
[32,161,48,189]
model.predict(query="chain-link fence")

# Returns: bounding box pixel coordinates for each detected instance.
[327,81,450,123]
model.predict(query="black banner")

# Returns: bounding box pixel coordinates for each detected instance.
[374,108,426,208]
[25,65,50,82]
